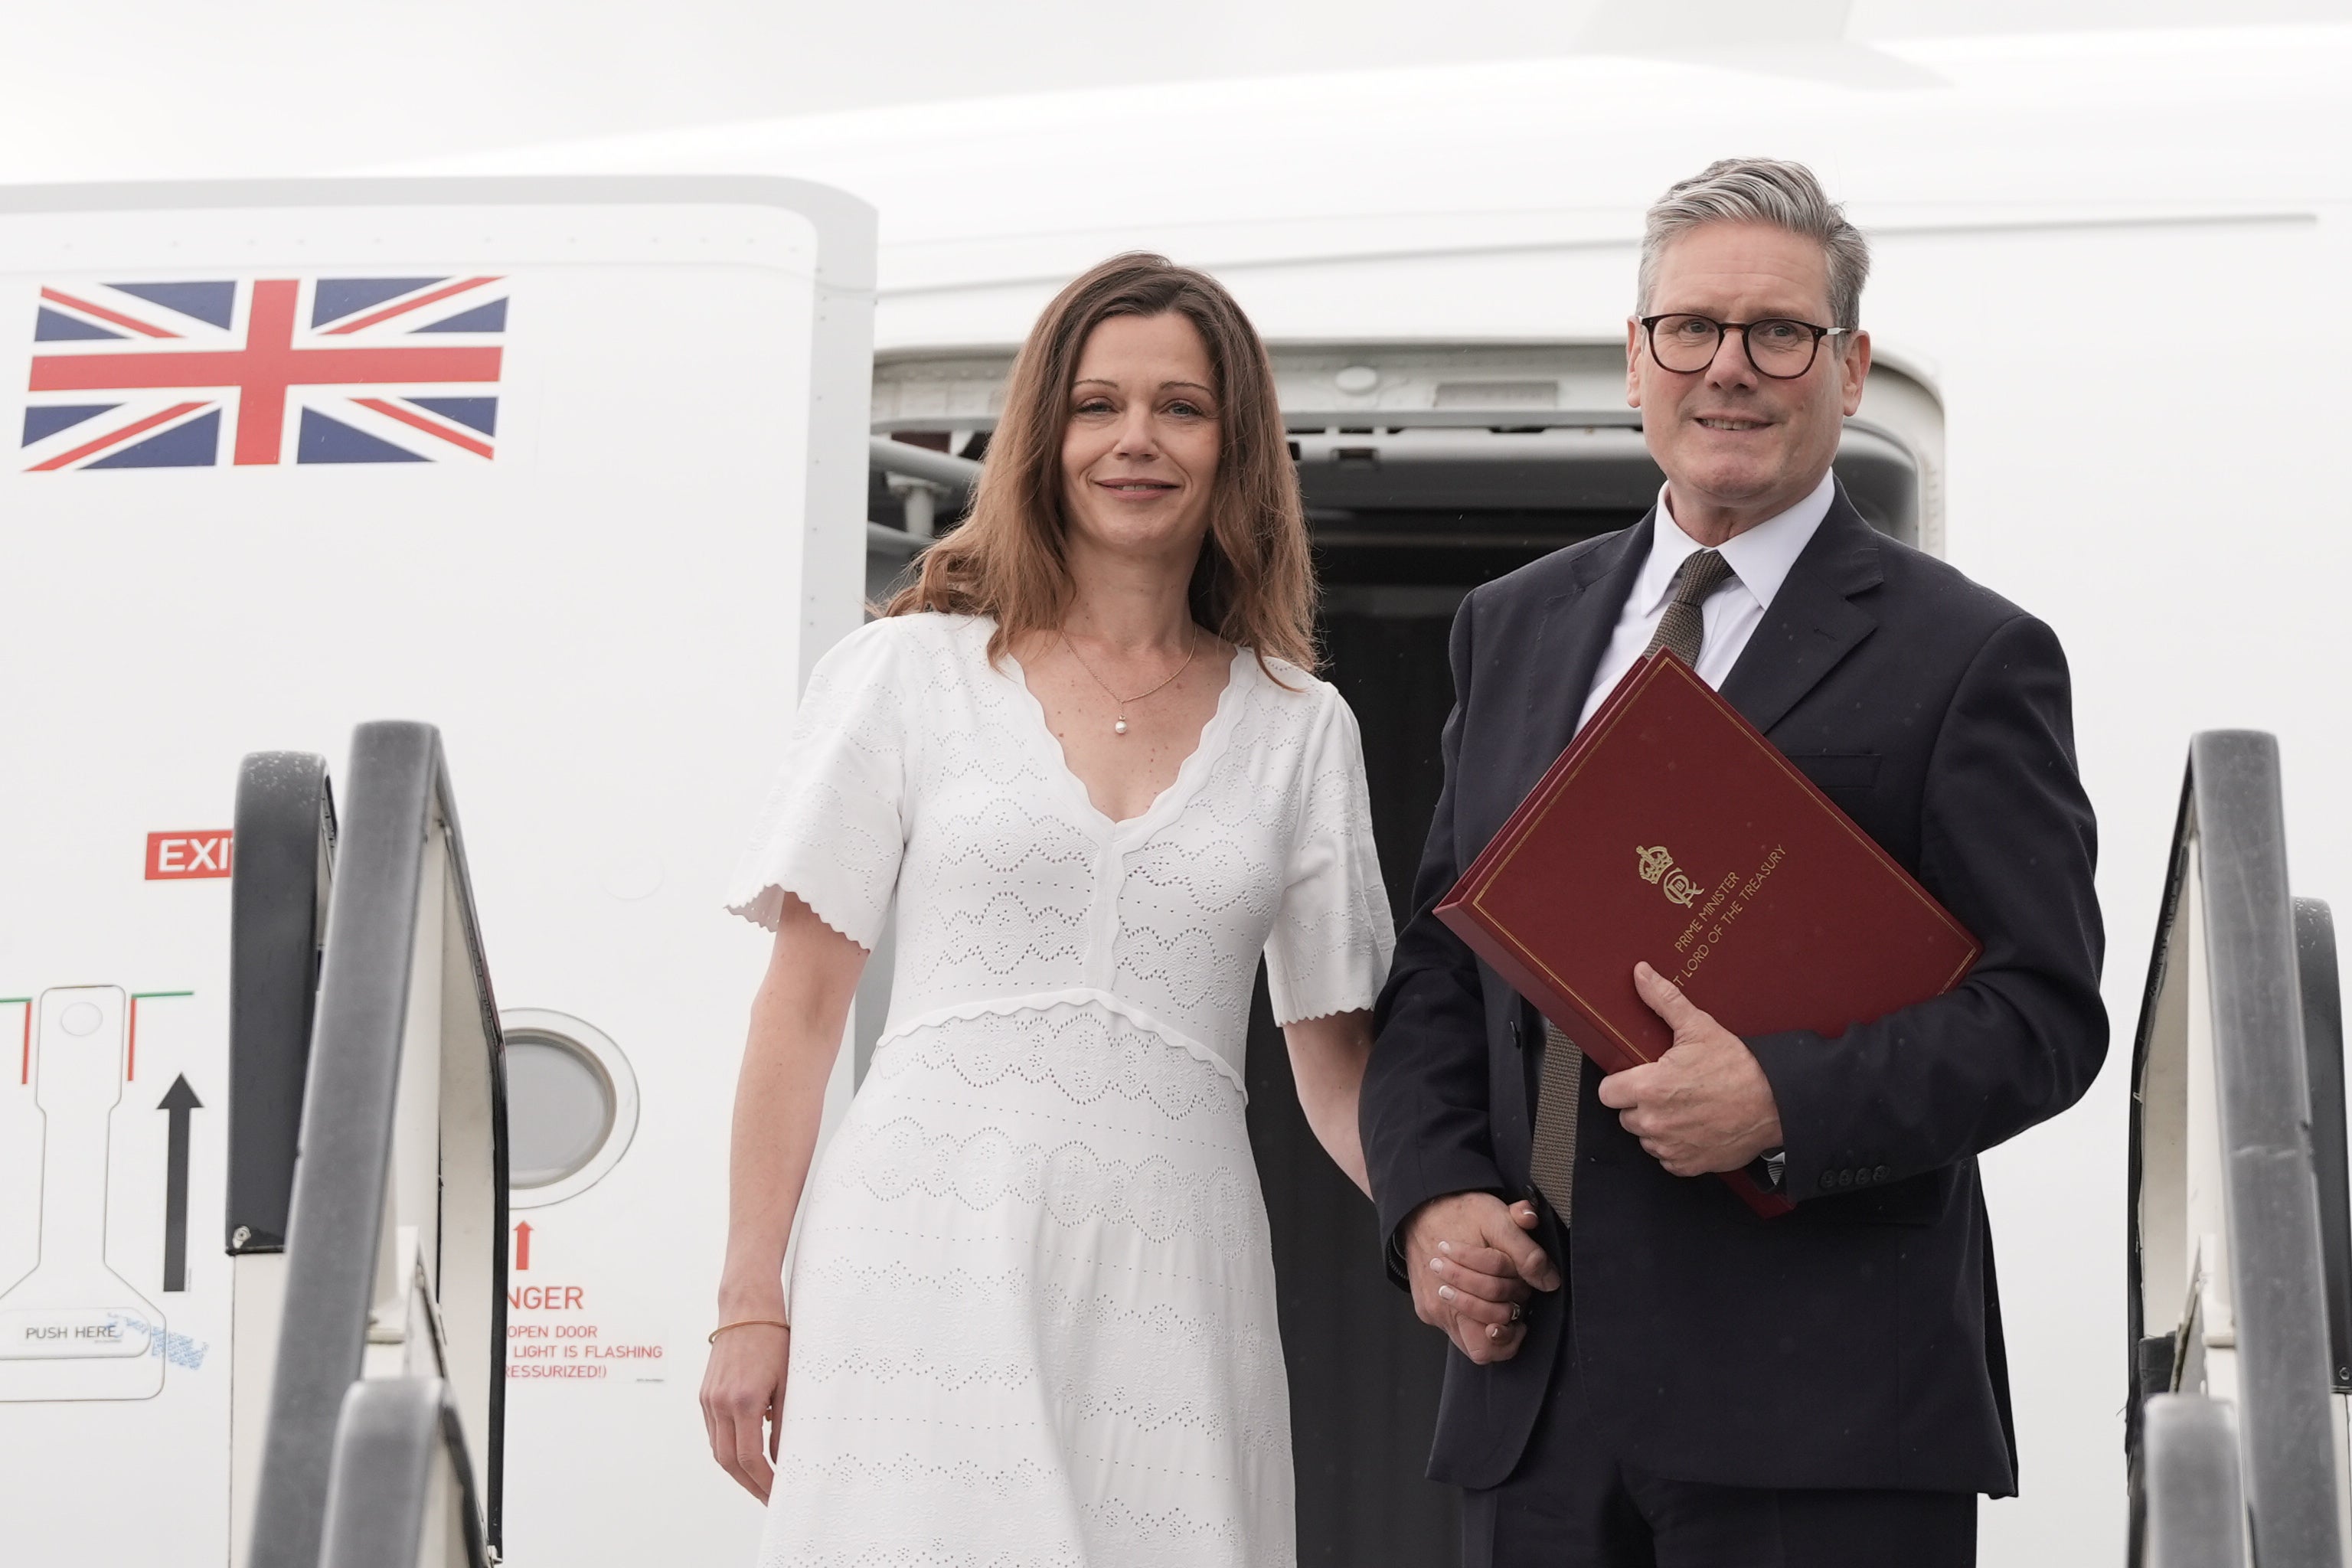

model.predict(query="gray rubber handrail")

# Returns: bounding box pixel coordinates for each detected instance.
[2294,898,2352,1390]
[315,1377,490,1568]
[227,753,336,1256]
[245,722,508,1568]
[2128,731,2344,1568]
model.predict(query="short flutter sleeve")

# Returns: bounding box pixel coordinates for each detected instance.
[1264,686,1396,1026]
[724,620,911,947]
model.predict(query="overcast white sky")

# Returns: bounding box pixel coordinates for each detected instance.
[0,0,2344,186]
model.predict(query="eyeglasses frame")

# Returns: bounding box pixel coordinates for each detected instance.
[1636,313,1857,380]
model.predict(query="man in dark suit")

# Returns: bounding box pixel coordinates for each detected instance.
[1361,157,2106,1566]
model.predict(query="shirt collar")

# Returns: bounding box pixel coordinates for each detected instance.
[1634,469,1838,616]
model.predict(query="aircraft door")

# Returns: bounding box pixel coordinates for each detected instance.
[0,176,874,1568]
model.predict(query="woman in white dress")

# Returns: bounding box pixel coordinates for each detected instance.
[701,253,1393,1567]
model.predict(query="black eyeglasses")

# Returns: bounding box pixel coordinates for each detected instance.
[1638,313,1853,379]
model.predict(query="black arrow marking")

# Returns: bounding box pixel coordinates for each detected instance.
[158,1074,202,1292]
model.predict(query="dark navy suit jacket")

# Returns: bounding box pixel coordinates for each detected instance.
[1361,487,2106,1495]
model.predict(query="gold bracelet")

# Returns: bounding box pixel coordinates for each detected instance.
[707,1318,789,1343]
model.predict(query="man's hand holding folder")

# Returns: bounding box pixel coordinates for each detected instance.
[1601,962,1785,1178]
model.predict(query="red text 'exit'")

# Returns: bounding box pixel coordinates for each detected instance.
[147,831,232,880]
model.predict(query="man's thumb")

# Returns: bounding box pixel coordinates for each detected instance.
[1491,1215,1560,1292]
[1634,962,1700,1028]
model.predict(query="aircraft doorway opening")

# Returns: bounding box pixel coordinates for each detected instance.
[869,346,1931,1566]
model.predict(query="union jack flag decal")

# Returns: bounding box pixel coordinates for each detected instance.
[21,276,507,470]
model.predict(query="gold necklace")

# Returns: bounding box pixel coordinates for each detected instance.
[1060,626,1200,737]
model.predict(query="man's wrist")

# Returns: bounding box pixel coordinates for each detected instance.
[1403,1188,1511,1238]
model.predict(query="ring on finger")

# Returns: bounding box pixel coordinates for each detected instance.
[1508,1302,1525,1325]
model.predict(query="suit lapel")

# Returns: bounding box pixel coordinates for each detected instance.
[1488,518,1652,1142]
[1523,513,1655,770]
[1719,487,1884,736]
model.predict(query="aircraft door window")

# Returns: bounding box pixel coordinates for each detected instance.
[501,1008,639,1207]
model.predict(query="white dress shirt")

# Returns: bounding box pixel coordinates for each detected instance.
[1573,469,1838,735]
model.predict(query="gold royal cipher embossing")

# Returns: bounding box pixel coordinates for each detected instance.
[1636,844,1701,908]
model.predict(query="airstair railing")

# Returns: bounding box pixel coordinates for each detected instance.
[868,433,978,501]
[2294,897,2352,1394]
[228,751,338,1251]
[2128,730,2347,1567]
[868,434,979,547]
[245,722,508,1568]
[315,1377,492,1568]
[227,752,338,1561]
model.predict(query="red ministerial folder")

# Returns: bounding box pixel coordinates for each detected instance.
[1436,651,1981,1217]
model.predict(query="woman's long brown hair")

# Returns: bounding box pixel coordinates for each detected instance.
[882,253,1318,674]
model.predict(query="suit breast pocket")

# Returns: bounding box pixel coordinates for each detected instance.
[1785,752,1882,797]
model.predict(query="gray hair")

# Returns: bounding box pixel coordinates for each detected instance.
[1637,158,1870,331]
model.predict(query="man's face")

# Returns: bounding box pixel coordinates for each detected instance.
[1625,221,1869,534]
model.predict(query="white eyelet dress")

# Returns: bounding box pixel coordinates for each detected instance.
[726,612,1393,1568]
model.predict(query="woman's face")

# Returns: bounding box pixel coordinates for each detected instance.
[1059,312,1221,568]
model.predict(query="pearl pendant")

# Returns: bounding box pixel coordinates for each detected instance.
[1113,718,1129,736]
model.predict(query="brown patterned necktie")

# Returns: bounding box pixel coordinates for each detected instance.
[1527,547,1736,1223]
[1647,548,1734,669]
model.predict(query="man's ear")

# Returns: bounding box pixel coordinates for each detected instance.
[1841,329,1872,416]
[1625,317,1645,410]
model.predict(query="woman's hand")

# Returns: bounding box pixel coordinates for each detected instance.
[701,1320,792,1502]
